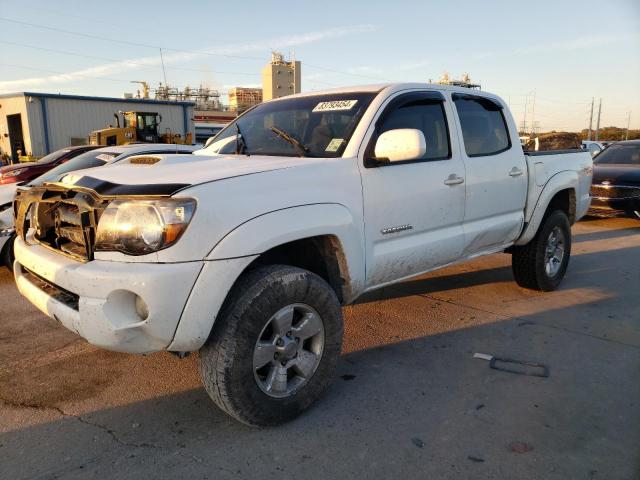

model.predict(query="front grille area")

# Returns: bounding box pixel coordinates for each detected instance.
[591,184,640,199]
[14,186,108,262]
[22,266,79,310]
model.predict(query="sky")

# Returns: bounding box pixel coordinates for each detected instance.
[0,0,639,131]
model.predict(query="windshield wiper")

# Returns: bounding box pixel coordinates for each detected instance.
[270,127,309,157]
[235,123,247,155]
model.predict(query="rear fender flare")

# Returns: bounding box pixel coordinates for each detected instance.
[516,170,578,246]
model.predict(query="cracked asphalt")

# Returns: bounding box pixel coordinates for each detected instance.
[1,217,639,479]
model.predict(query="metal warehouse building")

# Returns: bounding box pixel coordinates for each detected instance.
[0,92,195,162]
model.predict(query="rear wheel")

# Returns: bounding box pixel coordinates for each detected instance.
[199,264,343,426]
[511,210,571,291]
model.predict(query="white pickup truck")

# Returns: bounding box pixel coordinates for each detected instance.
[13,83,593,426]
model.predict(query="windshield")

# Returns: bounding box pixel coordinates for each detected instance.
[211,92,377,157]
[30,151,119,185]
[595,143,640,165]
[34,149,72,165]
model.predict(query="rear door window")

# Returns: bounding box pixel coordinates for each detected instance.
[453,95,511,157]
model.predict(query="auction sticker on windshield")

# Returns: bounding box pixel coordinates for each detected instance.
[312,100,358,112]
[325,138,345,152]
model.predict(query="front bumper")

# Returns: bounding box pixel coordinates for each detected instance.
[14,237,203,353]
[14,236,258,353]
[589,195,640,217]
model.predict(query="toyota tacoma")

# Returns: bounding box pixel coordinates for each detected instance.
[12,83,593,425]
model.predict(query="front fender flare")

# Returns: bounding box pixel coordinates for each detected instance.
[207,203,365,297]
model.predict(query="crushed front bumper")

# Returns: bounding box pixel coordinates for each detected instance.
[14,236,258,354]
[14,236,203,353]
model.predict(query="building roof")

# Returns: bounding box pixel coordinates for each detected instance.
[0,91,195,106]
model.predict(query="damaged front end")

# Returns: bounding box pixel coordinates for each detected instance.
[14,178,196,262]
[14,184,109,262]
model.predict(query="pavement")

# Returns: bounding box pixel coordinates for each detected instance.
[0,216,639,480]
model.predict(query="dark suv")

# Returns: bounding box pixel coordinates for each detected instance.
[589,140,640,219]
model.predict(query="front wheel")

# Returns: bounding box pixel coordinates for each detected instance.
[199,264,343,426]
[511,210,572,291]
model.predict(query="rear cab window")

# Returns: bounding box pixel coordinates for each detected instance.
[453,94,511,157]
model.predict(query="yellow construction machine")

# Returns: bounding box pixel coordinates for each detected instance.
[89,111,193,146]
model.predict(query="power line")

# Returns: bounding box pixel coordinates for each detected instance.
[0,16,265,60]
[0,16,388,83]
[305,63,390,82]
[0,40,261,76]
[0,63,140,84]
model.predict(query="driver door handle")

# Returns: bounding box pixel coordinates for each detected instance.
[444,174,464,186]
[509,167,524,177]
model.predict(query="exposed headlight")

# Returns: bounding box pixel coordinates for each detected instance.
[95,198,196,255]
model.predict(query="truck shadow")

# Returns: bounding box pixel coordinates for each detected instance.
[354,245,638,305]
[573,225,639,243]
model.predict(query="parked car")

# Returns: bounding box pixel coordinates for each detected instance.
[1,143,198,269]
[0,145,100,186]
[12,83,592,425]
[0,187,14,266]
[589,140,640,219]
[582,140,605,157]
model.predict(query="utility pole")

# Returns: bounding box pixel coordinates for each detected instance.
[595,98,602,141]
[625,111,631,141]
[530,90,536,136]
[522,94,528,134]
[588,97,594,140]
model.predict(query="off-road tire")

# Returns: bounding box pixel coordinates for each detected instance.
[511,210,571,291]
[199,264,343,426]
[1,234,15,271]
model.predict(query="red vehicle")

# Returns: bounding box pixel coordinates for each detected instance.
[0,145,100,185]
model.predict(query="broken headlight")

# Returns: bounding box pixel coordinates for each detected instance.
[95,198,196,255]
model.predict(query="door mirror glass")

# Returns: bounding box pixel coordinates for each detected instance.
[374,128,426,162]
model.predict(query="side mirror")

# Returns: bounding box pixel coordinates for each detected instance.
[374,129,426,163]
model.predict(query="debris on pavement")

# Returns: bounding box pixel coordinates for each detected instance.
[473,352,494,361]
[473,353,550,378]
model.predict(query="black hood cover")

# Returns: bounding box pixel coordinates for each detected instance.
[71,176,191,196]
